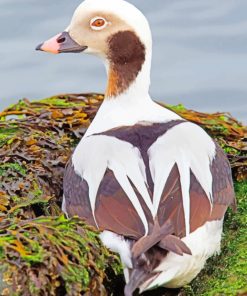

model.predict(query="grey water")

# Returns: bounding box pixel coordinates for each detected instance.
[0,0,246,123]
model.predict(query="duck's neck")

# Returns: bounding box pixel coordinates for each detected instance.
[85,36,179,137]
[85,57,151,135]
[105,51,151,102]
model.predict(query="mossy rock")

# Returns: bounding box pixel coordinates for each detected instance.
[0,94,246,296]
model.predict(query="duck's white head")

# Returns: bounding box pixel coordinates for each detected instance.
[37,0,152,99]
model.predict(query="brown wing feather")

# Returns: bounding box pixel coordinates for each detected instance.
[64,163,148,239]
[95,170,147,239]
[211,144,236,210]
[159,235,192,256]
[189,171,212,233]
[132,220,174,259]
[157,164,186,238]
[63,160,96,227]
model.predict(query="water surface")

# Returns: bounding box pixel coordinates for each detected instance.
[0,0,246,122]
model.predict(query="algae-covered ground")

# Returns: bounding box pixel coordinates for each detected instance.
[0,94,246,296]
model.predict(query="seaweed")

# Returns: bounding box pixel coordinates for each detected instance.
[0,94,246,295]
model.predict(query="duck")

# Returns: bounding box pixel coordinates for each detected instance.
[36,0,236,294]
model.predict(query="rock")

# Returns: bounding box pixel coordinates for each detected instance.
[0,93,246,295]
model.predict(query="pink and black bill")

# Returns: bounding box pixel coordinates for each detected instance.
[36,32,87,54]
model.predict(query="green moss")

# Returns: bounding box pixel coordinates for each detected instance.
[166,104,186,112]
[0,247,4,260]
[3,100,29,113]
[14,100,29,110]
[219,115,229,122]
[31,181,43,198]
[0,162,27,177]
[29,282,40,295]
[185,182,247,296]
[222,146,241,156]
[0,215,120,295]
[0,126,18,147]
[8,197,50,216]
[39,96,86,107]
[11,195,21,203]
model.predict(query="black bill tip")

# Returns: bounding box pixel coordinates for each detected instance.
[36,43,43,51]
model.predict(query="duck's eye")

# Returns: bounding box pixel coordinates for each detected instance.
[90,17,108,31]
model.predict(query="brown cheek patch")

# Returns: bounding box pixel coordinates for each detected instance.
[106,30,146,97]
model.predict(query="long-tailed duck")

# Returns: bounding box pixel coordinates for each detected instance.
[36,0,236,294]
